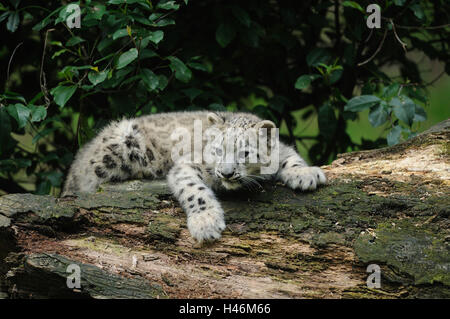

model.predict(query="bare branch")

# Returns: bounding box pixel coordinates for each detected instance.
[357,28,388,67]
[7,42,23,82]
[390,19,407,52]
[40,29,55,109]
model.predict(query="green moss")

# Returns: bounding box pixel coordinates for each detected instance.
[215,247,250,256]
[311,232,346,248]
[147,215,181,243]
[354,221,450,286]
[2,174,448,298]
[442,141,450,156]
[265,261,299,272]
[91,207,148,225]
[342,286,401,299]
[26,253,166,298]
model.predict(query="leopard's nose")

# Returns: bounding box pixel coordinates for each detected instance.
[222,172,234,179]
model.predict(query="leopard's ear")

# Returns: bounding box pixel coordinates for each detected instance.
[254,120,276,130]
[207,112,224,125]
[254,120,276,142]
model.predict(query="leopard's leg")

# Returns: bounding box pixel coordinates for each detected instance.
[167,163,225,243]
[275,143,327,191]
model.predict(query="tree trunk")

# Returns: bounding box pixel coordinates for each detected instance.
[0,120,449,299]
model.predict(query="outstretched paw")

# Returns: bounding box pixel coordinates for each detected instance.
[187,207,226,243]
[281,166,327,191]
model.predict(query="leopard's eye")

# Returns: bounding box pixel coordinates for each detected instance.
[215,148,223,156]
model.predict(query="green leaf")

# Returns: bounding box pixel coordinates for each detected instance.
[232,6,251,27]
[66,36,85,47]
[94,53,115,65]
[140,49,158,60]
[50,85,77,108]
[0,12,10,24]
[98,37,114,52]
[35,179,51,195]
[157,74,168,90]
[108,0,132,4]
[1,91,26,103]
[0,159,31,171]
[209,103,226,112]
[154,18,175,27]
[6,103,30,128]
[168,56,192,83]
[294,75,311,90]
[156,1,180,10]
[0,107,13,154]
[41,152,59,163]
[368,103,388,127]
[44,171,63,187]
[344,95,381,112]
[29,92,43,104]
[216,23,236,48]
[329,69,343,84]
[404,86,428,104]
[30,105,47,122]
[32,7,61,31]
[413,105,427,122]
[394,0,406,5]
[294,74,320,91]
[240,26,260,47]
[6,11,19,32]
[140,68,160,91]
[187,61,209,72]
[88,70,108,85]
[10,0,21,10]
[361,81,376,95]
[382,83,400,99]
[390,96,415,126]
[145,30,164,44]
[318,103,337,139]
[32,127,58,144]
[182,88,202,101]
[306,48,331,67]
[85,4,106,20]
[387,125,402,146]
[342,1,364,13]
[51,49,68,59]
[112,28,129,40]
[117,48,138,69]
[410,4,425,20]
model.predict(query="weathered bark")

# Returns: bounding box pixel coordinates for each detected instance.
[0,120,449,299]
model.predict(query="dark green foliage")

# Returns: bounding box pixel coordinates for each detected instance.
[0,0,449,194]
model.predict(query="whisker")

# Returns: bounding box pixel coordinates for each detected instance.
[238,176,263,192]
[246,174,268,181]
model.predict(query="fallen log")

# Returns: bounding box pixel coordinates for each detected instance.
[0,120,449,299]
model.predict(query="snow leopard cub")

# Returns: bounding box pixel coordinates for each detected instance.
[62,111,326,242]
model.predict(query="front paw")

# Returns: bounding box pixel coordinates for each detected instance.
[187,207,226,243]
[281,166,327,191]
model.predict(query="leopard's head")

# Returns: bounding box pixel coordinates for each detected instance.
[205,112,278,191]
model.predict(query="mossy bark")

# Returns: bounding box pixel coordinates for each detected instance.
[0,120,449,299]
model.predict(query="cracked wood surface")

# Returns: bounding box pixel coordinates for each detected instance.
[0,120,449,299]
